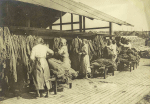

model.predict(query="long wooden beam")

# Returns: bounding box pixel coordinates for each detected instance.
[8,26,97,36]
[52,22,79,26]
[67,26,110,31]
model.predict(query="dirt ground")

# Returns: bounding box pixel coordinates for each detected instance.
[0,58,150,104]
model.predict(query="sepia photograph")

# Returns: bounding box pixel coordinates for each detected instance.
[0,0,150,104]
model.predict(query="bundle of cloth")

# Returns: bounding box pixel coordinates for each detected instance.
[117,48,140,62]
[91,58,117,71]
[48,58,78,80]
[139,49,150,58]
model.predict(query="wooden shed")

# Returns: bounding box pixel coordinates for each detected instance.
[0,0,133,39]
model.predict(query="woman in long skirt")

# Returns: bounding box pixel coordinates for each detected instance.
[79,39,91,78]
[30,38,54,98]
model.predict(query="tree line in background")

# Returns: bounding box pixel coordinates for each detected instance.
[97,31,150,39]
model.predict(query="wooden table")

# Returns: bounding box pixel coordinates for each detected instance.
[91,65,114,79]
[120,61,137,72]
[49,77,72,94]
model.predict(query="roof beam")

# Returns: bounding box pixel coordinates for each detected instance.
[52,22,79,25]
[67,26,109,31]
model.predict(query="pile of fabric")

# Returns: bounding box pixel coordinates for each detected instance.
[91,58,117,71]
[48,58,78,79]
[52,37,78,79]
[139,49,150,58]
[117,48,140,62]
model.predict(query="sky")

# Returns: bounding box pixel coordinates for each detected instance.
[52,0,150,31]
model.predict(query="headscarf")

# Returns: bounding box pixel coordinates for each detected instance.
[82,39,88,45]
[60,38,67,46]
[36,37,44,45]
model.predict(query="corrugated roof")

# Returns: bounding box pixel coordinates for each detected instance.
[12,0,133,26]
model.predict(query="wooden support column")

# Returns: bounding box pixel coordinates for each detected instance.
[83,16,85,32]
[79,15,82,32]
[49,25,52,29]
[6,1,10,26]
[25,18,30,35]
[71,13,73,31]
[109,22,112,35]
[60,12,62,30]
[26,18,30,27]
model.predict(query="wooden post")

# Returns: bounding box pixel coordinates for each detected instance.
[49,25,52,29]
[104,67,108,79]
[79,15,82,32]
[26,18,30,27]
[54,78,57,94]
[3,27,4,41]
[69,83,72,89]
[130,62,132,72]
[133,62,135,70]
[60,12,62,30]
[6,1,9,26]
[83,16,85,32]
[109,22,112,36]
[71,13,73,31]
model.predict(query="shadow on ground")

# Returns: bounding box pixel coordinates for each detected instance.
[137,92,150,104]
[0,85,65,101]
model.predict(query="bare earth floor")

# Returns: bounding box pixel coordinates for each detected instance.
[0,58,150,104]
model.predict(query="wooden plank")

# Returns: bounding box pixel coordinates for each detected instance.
[69,84,115,104]
[64,79,116,103]
[123,86,148,104]
[77,83,126,104]
[106,85,142,104]
[91,85,129,104]
[129,87,150,104]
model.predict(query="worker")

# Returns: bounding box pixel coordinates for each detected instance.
[104,39,115,60]
[58,38,71,68]
[30,38,54,98]
[120,39,132,50]
[111,39,117,61]
[79,39,91,78]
